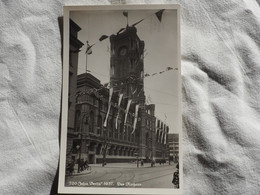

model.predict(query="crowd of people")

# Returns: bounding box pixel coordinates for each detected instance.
[67,159,90,175]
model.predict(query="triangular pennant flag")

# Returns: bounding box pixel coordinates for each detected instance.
[155,9,165,22]
[131,19,144,27]
[117,28,125,35]
[99,35,109,42]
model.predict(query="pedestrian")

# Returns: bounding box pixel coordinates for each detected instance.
[172,162,179,188]
[141,160,144,166]
[159,160,161,165]
[79,159,84,172]
[172,169,179,188]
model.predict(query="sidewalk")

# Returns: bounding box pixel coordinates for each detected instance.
[90,162,175,169]
[67,167,92,177]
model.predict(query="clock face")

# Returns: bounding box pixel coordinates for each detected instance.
[119,46,127,56]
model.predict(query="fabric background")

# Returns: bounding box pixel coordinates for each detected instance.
[0,0,259,194]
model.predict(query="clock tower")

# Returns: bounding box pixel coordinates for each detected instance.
[110,26,145,105]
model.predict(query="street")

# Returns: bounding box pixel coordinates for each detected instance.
[65,163,178,188]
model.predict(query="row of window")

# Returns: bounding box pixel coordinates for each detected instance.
[77,95,138,124]
[75,111,138,143]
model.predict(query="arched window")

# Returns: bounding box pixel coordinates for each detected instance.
[128,127,131,141]
[135,131,139,143]
[115,124,119,139]
[89,111,94,133]
[74,111,80,132]
[146,132,149,146]
[124,127,127,140]
[120,123,124,140]
[131,131,134,142]
[156,130,159,142]
[91,95,96,105]
[97,115,102,135]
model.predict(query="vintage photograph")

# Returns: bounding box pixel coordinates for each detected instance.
[59,5,181,194]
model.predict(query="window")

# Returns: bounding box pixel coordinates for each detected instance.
[146,133,149,146]
[130,59,134,69]
[120,123,124,140]
[89,111,94,133]
[97,115,102,135]
[74,111,81,132]
[109,118,113,138]
[124,127,127,140]
[156,130,159,142]
[128,127,131,141]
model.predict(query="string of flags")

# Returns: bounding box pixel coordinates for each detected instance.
[85,65,176,88]
[84,9,165,55]
[75,65,176,104]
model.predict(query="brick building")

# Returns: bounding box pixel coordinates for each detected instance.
[66,20,84,165]
[168,133,179,162]
[66,24,169,167]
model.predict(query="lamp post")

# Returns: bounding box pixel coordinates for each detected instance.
[76,144,81,173]
[77,112,88,173]
[102,127,107,167]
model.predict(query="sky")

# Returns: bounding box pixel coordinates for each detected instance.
[70,9,180,134]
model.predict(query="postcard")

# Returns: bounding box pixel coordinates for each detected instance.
[58,4,182,194]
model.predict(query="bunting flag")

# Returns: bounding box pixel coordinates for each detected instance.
[155,9,165,22]
[131,104,139,134]
[103,88,113,127]
[123,99,132,132]
[83,9,166,59]
[166,67,173,71]
[103,82,110,88]
[86,41,93,55]
[99,35,109,42]
[115,93,123,129]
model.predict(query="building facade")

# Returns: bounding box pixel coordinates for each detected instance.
[168,133,179,163]
[66,24,169,167]
[66,20,84,166]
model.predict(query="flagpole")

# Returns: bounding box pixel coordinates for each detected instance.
[86,43,88,73]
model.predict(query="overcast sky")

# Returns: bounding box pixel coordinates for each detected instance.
[70,9,179,134]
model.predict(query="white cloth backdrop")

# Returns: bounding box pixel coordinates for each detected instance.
[0,0,259,194]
